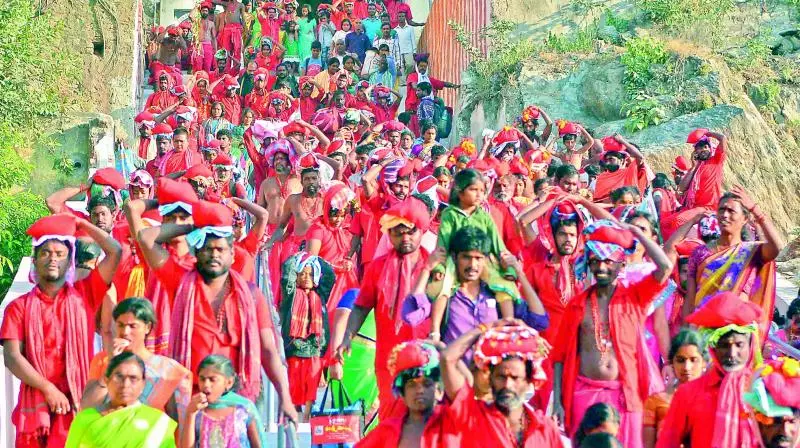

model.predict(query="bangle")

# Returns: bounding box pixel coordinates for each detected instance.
[428,331,440,338]
[478,323,489,334]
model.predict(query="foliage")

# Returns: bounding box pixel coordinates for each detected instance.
[570,0,605,16]
[0,0,82,297]
[544,25,598,54]
[635,0,734,30]
[622,94,667,132]
[620,37,670,95]
[449,19,535,129]
[728,33,772,72]
[603,8,631,33]
[749,81,781,113]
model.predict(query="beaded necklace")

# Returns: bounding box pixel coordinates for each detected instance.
[590,291,612,361]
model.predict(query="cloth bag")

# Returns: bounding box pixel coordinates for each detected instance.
[311,380,365,448]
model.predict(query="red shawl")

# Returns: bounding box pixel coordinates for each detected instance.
[145,250,195,355]
[137,136,151,159]
[377,247,428,334]
[15,286,90,437]
[169,270,262,399]
[288,289,324,339]
[593,160,647,203]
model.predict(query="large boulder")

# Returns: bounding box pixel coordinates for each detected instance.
[581,60,627,121]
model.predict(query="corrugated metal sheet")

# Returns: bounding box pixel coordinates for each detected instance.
[417,0,491,110]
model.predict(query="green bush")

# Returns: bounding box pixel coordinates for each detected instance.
[620,37,670,95]
[622,95,667,132]
[544,26,598,54]
[603,9,631,33]
[0,192,48,295]
[635,0,734,29]
[749,82,781,113]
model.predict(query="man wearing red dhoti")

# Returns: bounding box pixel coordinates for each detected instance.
[661,129,728,238]
[305,182,359,324]
[356,341,447,448]
[439,322,562,447]
[137,199,299,423]
[212,0,245,70]
[145,71,179,111]
[656,291,764,448]
[332,198,431,420]
[161,128,203,176]
[592,134,649,203]
[552,220,673,448]
[1,214,121,447]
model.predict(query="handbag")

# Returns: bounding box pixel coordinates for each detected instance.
[310,379,365,448]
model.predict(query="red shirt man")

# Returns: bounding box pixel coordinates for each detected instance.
[161,128,203,175]
[0,214,121,448]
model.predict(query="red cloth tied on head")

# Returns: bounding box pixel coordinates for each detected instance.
[473,325,551,387]
[521,105,540,122]
[491,127,520,147]
[297,152,320,170]
[152,123,174,138]
[157,177,199,206]
[263,1,276,9]
[205,139,221,151]
[386,340,440,392]
[212,153,234,167]
[379,196,432,233]
[200,0,212,9]
[254,68,269,80]
[135,111,156,124]
[91,168,127,190]
[283,121,308,136]
[382,120,405,133]
[27,213,78,241]
[509,158,529,176]
[193,200,233,228]
[326,139,346,155]
[322,182,356,220]
[687,128,710,144]
[179,21,192,30]
[299,76,313,89]
[556,120,577,136]
[223,77,239,89]
[183,164,213,180]
[583,219,636,262]
[492,160,510,178]
[166,26,180,36]
[759,358,800,410]
[685,291,763,329]
[397,159,421,178]
[673,155,690,173]
[601,136,625,152]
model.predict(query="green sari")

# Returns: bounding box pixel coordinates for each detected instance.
[65,402,176,447]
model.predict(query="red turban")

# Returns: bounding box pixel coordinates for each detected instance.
[192,200,233,228]
[685,291,763,329]
[27,213,78,241]
[283,122,309,136]
[212,153,234,167]
[183,164,213,180]
[601,136,625,152]
[686,128,709,144]
[157,177,198,206]
[91,168,127,190]
[473,325,551,387]
[379,197,432,233]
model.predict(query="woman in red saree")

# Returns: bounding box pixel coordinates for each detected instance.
[306,182,360,325]
[683,186,783,337]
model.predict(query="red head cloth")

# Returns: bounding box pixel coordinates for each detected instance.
[413,175,439,209]
[673,155,690,173]
[283,122,308,137]
[175,105,194,122]
[179,21,192,30]
[200,0,213,9]
[467,158,492,172]
[492,160,510,178]
[223,76,240,89]
[583,219,637,263]
[212,153,234,167]
[397,159,421,178]
[521,105,541,122]
[473,325,551,387]
[167,26,180,36]
[205,139,221,151]
[183,164,214,180]
[379,196,432,233]
[157,177,199,205]
[134,111,156,123]
[601,136,625,152]
[675,238,703,257]
[355,80,370,91]
[509,157,529,176]
[263,1,277,9]
[91,168,127,190]
[686,291,763,329]
[757,357,800,411]
[297,152,320,171]
[556,119,577,136]
[27,213,78,241]
[172,84,187,97]
[492,127,521,147]
[686,128,710,144]
[386,340,440,393]
[299,76,313,89]
[152,122,173,137]
[611,205,637,222]
[326,139,346,155]
[194,71,210,84]
[254,68,269,81]
[382,120,405,133]
[193,200,233,228]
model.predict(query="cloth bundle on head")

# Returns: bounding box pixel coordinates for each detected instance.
[129,170,154,199]
[355,80,369,91]
[583,219,637,262]
[296,152,320,173]
[745,356,800,418]
[203,139,221,154]
[223,77,239,90]
[172,84,188,98]
[268,91,288,106]
[200,0,213,9]
[342,108,361,125]
[509,158,529,177]
[413,176,439,210]
[214,49,228,60]
[212,153,234,169]
[382,119,405,134]
[251,120,281,141]
[323,181,357,214]
[179,21,192,30]
[157,177,198,216]
[673,155,690,174]
[325,139,346,156]
[520,105,540,123]
[152,122,174,139]
[299,76,313,89]
[699,214,721,240]
[387,340,441,395]
[282,121,308,137]
[174,105,196,124]
[372,85,392,101]
[473,325,551,387]
[686,128,710,144]
[490,127,521,157]
[556,119,577,137]
[89,167,126,208]
[27,213,79,284]
[183,164,214,182]
[185,200,234,249]
[686,291,763,345]
[134,111,156,129]
[281,251,335,341]
[264,138,296,167]
[167,26,180,36]
[379,197,432,233]
[601,136,624,152]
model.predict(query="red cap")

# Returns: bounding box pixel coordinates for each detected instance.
[152,123,174,136]
[205,139,221,150]
[167,26,180,36]
[27,213,78,240]
[179,21,192,30]
[381,197,432,232]
[601,136,625,152]
[156,177,199,205]
[91,168,127,190]
[183,164,213,180]
[134,111,156,123]
[200,1,213,9]
[673,155,690,172]
[686,128,709,144]
[283,122,308,136]
[686,291,763,328]
[193,200,233,228]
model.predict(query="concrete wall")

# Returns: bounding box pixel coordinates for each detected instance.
[159,0,194,26]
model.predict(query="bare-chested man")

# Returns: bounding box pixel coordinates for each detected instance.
[194,2,217,73]
[257,149,302,302]
[154,26,187,85]
[552,219,672,448]
[212,0,245,70]
[264,157,323,303]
